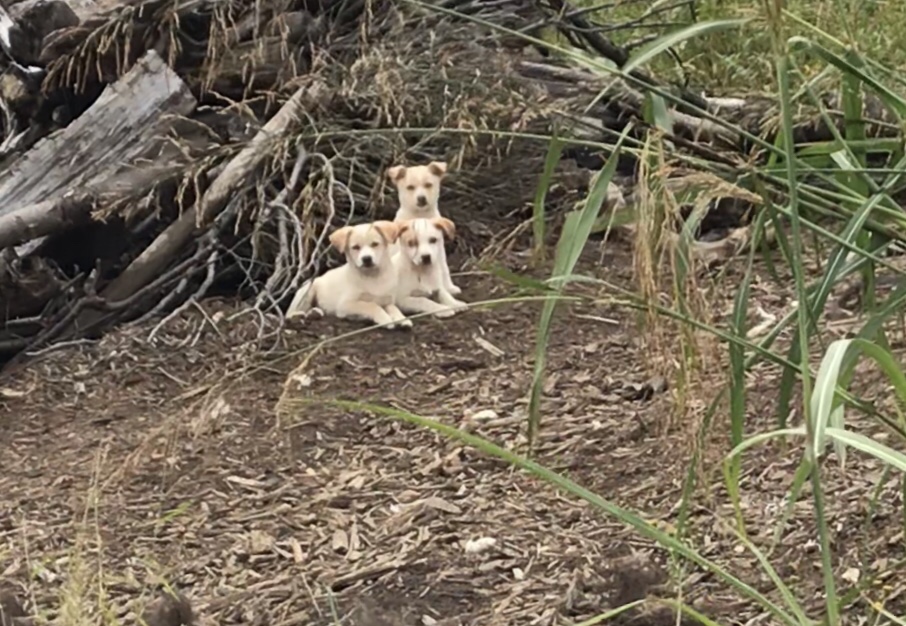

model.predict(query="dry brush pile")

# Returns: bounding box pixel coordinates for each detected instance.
[0,0,899,365]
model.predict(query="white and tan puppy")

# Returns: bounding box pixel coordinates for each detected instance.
[386,161,462,296]
[392,218,467,318]
[286,221,412,329]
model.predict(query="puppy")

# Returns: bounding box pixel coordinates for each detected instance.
[386,161,462,296]
[286,221,412,329]
[392,218,467,318]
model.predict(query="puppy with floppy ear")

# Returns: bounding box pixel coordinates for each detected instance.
[391,217,467,318]
[387,161,448,221]
[287,221,412,329]
[386,160,462,296]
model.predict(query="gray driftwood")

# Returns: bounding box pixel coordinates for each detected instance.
[93,79,326,317]
[0,49,197,256]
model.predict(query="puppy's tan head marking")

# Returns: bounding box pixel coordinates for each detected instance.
[388,161,448,213]
[329,226,353,252]
[432,217,455,241]
[399,218,449,268]
[387,165,407,183]
[333,222,394,270]
[428,161,447,178]
[372,220,400,244]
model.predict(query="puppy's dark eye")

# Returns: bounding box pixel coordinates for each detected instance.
[425,182,433,189]
[351,244,361,251]
[408,240,417,247]
[428,237,438,244]
[371,242,380,248]
[406,185,416,191]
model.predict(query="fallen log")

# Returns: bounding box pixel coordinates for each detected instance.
[73,78,328,335]
[0,193,94,250]
[0,47,196,335]
[0,48,197,257]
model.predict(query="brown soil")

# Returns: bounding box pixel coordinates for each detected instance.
[1,239,904,626]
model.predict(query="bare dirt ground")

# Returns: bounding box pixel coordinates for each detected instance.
[1,237,905,626]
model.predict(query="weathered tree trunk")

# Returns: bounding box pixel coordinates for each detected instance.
[88,78,327,328]
[0,193,94,250]
[0,49,197,255]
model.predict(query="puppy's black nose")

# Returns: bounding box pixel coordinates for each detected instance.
[420,254,432,264]
[416,196,428,207]
[361,256,374,267]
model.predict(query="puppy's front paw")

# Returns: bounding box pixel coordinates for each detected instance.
[397,318,414,329]
[434,308,456,319]
[448,284,463,296]
[451,299,468,312]
[288,307,324,322]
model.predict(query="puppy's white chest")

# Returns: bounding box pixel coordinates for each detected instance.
[359,273,398,306]
[410,267,440,296]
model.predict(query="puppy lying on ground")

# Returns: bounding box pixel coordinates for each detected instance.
[392,217,467,318]
[386,160,462,296]
[286,221,412,329]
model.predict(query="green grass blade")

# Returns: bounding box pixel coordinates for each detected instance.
[768,458,813,555]
[570,600,646,626]
[788,37,906,121]
[532,132,565,264]
[726,427,809,460]
[811,339,851,466]
[845,338,906,406]
[826,427,906,472]
[725,212,760,533]
[730,527,811,624]
[622,19,751,75]
[527,130,628,448]
[643,92,674,135]
[656,599,731,626]
[307,398,802,626]
[774,15,839,618]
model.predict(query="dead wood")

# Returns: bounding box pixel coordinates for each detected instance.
[0,48,196,255]
[74,78,327,335]
[0,193,94,250]
[7,0,79,67]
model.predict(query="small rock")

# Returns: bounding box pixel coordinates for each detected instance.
[463,537,496,554]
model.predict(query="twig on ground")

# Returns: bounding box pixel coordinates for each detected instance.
[148,249,219,342]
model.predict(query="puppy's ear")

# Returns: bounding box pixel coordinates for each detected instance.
[428,161,448,178]
[387,165,406,183]
[329,226,353,252]
[397,220,413,238]
[373,220,400,244]
[433,217,456,241]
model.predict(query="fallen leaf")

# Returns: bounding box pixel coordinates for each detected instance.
[423,496,462,515]
[290,538,304,563]
[842,567,860,584]
[332,529,349,553]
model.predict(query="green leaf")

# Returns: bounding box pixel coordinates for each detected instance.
[623,19,751,75]
[532,132,565,263]
[810,339,851,466]
[528,128,630,447]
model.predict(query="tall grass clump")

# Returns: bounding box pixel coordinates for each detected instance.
[281,0,906,623]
